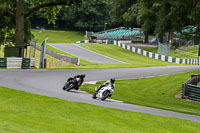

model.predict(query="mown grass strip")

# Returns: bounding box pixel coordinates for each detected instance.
[0,87,200,133]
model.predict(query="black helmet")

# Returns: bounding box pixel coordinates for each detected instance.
[81,74,86,78]
[110,78,115,84]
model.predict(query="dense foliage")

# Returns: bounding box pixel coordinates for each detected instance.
[1,0,200,47]
[30,0,111,32]
[111,0,200,43]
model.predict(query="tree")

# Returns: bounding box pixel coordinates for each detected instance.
[110,0,137,26]
[182,0,200,39]
[136,0,160,43]
[0,0,81,49]
[110,0,152,43]
[152,0,189,42]
[29,0,111,32]
[75,0,110,31]
[122,2,140,27]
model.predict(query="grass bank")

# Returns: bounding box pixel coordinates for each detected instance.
[80,44,181,67]
[31,29,84,43]
[0,87,199,133]
[82,70,200,116]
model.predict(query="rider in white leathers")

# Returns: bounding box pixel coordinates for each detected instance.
[95,78,115,93]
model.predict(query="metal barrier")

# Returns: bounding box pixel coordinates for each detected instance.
[0,57,35,69]
[30,58,36,68]
[7,57,22,69]
[182,74,200,101]
[0,58,7,68]
[110,40,198,65]
[31,44,79,65]
[22,58,31,69]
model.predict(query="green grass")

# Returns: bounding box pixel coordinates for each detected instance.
[0,46,4,57]
[41,44,182,69]
[82,70,200,116]
[46,44,98,67]
[0,87,200,133]
[80,44,181,67]
[32,46,76,68]
[31,29,85,43]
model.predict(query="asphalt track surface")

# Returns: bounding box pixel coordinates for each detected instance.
[0,66,200,123]
[48,43,126,64]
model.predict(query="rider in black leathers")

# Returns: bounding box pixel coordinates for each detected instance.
[63,74,85,90]
[73,74,85,90]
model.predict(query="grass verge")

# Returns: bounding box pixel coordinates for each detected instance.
[80,44,182,67]
[82,70,200,116]
[31,29,85,43]
[0,86,200,133]
[33,46,76,68]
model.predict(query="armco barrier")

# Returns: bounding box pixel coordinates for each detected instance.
[7,57,22,69]
[32,44,79,65]
[0,57,35,69]
[0,58,7,68]
[182,74,200,102]
[21,58,31,69]
[107,40,198,65]
[30,58,36,68]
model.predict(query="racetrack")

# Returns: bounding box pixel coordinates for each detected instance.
[48,43,126,64]
[0,65,200,123]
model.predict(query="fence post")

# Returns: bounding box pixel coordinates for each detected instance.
[77,58,80,66]
[182,83,186,99]
[39,38,48,68]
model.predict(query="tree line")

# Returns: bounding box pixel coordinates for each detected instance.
[30,0,111,32]
[1,0,200,48]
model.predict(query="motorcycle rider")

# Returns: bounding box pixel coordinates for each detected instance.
[95,78,115,93]
[63,74,85,90]
[73,74,85,90]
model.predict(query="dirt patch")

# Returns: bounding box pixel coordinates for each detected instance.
[175,91,183,99]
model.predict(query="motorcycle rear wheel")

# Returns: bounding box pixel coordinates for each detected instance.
[62,86,66,90]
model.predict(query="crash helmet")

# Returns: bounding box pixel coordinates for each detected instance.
[110,78,115,84]
[81,74,86,78]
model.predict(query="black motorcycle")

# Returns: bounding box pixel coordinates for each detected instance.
[63,74,85,91]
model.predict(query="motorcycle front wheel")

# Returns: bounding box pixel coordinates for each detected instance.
[101,90,110,101]
[92,92,97,99]
[65,82,74,91]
